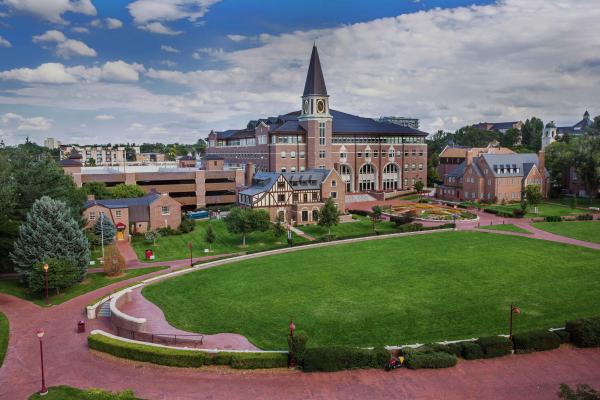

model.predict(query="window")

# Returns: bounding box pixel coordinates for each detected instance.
[277,181,285,188]
[404,150,409,157]
[115,210,122,219]
[312,192,318,200]
[293,193,298,202]
[381,151,387,158]
[300,166,305,172]
[365,150,371,158]
[404,163,409,171]
[290,151,296,159]
[89,211,96,221]
[312,209,319,221]
[291,166,296,172]
[389,149,395,158]
[418,163,423,171]
[302,210,309,222]
[299,151,305,159]
[258,135,267,145]
[412,149,416,156]
[373,150,378,158]
[161,206,170,215]
[411,163,416,171]
[281,167,287,172]
[319,150,326,159]
[281,151,286,159]
[331,191,337,199]
[357,152,363,158]
[319,122,326,145]
[340,151,347,158]
[487,179,491,186]
[331,180,337,187]
[303,193,308,202]
[319,165,326,169]
[277,194,285,202]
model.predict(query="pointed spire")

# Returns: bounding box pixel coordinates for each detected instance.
[584,110,590,119]
[303,44,327,96]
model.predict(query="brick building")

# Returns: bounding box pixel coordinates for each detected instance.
[206,45,428,194]
[238,168,345,225]
[437,144,515,180]
[436,151,549,203]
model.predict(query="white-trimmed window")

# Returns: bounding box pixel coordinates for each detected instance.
[319,150,326,159]
[89,211,96,221]
[290,151,296,159]
[300,166,305,172]
[299,151,305,159]
[331,191,337,199]
[319,122,326,145]
[281,167,287,172]
[161,206,170,215]
[281,151,287,159]
[332,180,337,187]
[340,151,347,158]
[115,210,122,219]
[291,166,296,172]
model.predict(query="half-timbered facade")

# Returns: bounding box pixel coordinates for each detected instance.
[238,168,345,225]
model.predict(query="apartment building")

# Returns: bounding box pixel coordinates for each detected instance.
[206,45,428,194]
[437,144,515,180]
[44,137,62,149]
[60,145,140,166]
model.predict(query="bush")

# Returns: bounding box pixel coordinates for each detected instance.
[28,258,80,294]
[88,334,207,367]
[512,209,526,218]
[483,208,499,215]
[476,336,512,358]
[288,330,309,366]
[545,216,562,222]
[577,214,594,221]
[512,330,561,352]
[103,245,126,277]
[558,383,600,400]
[227,352,288,369]
[178,218,195,234]
[348,210,369,217]
[566,316,600,348]
[429,343,463,357]
[417,198,429,203]
[157,227,178,236]
[461,342,484,360]
[497,211,513,218]
[397,223,423,233]
[404,351,457,369]
[553,329,571,344]
[302,347,389,372]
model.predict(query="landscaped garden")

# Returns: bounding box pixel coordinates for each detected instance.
[479,224,532,234]
[0,266,167,306]
[466,201,586,218]
[0,312,8,367]
[298,214,399,240]
[142,231,600,349]
[131,219,308,262]
[532,221,600,244]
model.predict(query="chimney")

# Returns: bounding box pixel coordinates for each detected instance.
[466,150,473,166]
[87,194,95,201]
[245,162,254,187]
[538,150,545,175]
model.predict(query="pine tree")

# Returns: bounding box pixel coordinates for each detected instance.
[94,216,116,244]
[10,196,90,281]
[204,224,215,250]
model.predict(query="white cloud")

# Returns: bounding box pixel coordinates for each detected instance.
[2,0,96,24]
[95,114,115,120]
[227,34,247,42]
[139,21,182,35]
[161,45,179,53]
[71,26,90,34]
[160,60,177,67]
[0,60,144,83]
[127,122,145,131]
[106,18,123,29]
[33,30,97,58]
[192,47,224,59]
[90,19,102,28]
[1,113,52,131]
[128,0,220,34]
[0,35,11,48]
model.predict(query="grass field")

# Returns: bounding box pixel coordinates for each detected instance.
[298,215,398,240]
[29,386,138,399]
[482,202,585,218]
[0,312,8,367]
[131,219,308,262]
[0,266,167,306]
[479,224,532,234]
[532,221,600,243]
[143,231,600,349]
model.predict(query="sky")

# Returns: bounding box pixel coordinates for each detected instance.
[0,0,598,146]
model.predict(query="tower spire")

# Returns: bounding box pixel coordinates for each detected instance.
[303,44,327,96]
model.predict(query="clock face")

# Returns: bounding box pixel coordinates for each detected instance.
[303,100,309,114]
[316,99,325,113]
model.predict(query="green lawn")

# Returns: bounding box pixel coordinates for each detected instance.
[479,202,585,218]
[0,266,167,306]
[0,312,8,367]
[29,386,139,399]
[546,197,600,209]
[143,231,600,349]
[131,219,308,262]
[532,221,600,243]
[298,215,399,240]
[479,224,532,234]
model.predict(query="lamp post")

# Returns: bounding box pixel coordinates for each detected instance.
[188,242,193,267]
[452,213,458,230]
[36,328,48,396]
[289,319,296,337]
[100,212,105,264]
[42,263,49,306]
[288,319,296,368]
[509,304,521,339]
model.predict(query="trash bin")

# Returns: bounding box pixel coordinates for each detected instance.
[77,320,85,333]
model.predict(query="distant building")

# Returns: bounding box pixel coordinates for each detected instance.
[542,110,594,149]
[60,145,139,166]
[44,137,62,149]
[437,144,515,180]
[238,168,345,225]
[377,116,419,130]
[474,121,523,134]
[177,155,197,168]
[136,152,166,163]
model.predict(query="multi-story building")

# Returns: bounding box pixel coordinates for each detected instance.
[44,137,62,149]
[436,151,548,203]
[136,152,166,163]
[206,45,428,194]
[474,121,523,134]
[377,116,419,130]
[437,144,515,181]
[542,110,594,149]
[238,168,345,225]
[60,145,140,166]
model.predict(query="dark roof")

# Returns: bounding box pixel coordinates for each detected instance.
[179,155,195,160]
[239,172,279,196]
[204,154,224,161]
[69,149,82,159]
[83,193,161,223]
[330,110,427,135]
[240,168,332,196]
[481,153,543,177]
[59,158,82,166]
[303,45,327,96]
[272,120,306,133]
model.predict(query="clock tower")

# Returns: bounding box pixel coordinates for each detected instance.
[299,45,333,170]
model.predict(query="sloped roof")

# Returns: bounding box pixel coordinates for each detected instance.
[481,153,542,177]
[329,110,427,135]
[284,168,330,190]
[239,172,279,196]
[303,45,328,96]
[272,120,306,133]
[83,193,160,210]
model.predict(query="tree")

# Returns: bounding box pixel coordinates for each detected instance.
[273,219,286,238]
[84,182,111,200]
[103,244,126,276]
[370,205,383,232]
[524,184,542,206]
[318,198,340,236]
[558,384,600,400]
[204,224,215,250]
[11,196,90,281]
[500,128,522,148]
[521,117,544,151]
[570,195,578,209]
[94,216,116,244]
[28,258,80,294]
[110,183,145,199]
[145,230,160,246]
[224,207,271,247]
[86,157,96,166]
[571,135,600,201]
[414,180,425,196]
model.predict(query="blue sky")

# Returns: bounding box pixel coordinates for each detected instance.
[0,0,598,145]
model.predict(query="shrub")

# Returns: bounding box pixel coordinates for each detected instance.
[302,347,389,372]
[512,209,526,218]
[566,316,600,348]
[28,258,80,294]
[157,227,178,236]
[577,214,594,221]
[348,210,369,217]
[390,213,414,226]
[512,330,561,352]
[178,218,195,234]
[461,342,484,360]
[429,343,463,357]
[103,245,126,276]
[497,211,513,218]
[88,334,207,367]
[545,216,562,222]
[226,352,288,369]
[418,198,429,203]
[288,330,309,366]
[483,208,499,215]
[553,329,571,344]
[397,223,423,233]
[558,383,600,400]
[404,351,457,369]
[476,336,512,358]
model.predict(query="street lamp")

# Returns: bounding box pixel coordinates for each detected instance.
[509,304,521,339]
[36,328,48,396]
[42,263,49,306]
[452,213,458,230]
[289,319,296,337]
[187,242,193,267]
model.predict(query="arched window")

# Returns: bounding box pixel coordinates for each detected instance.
[339,164,353,192]
[358,164,376,191]
[382,163,400,191]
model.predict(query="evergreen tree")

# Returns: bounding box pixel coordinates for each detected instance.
[93,216,116,244]
[370,205,383,232]
[10,196,90,281]
[28,258,80,294]
[204,224,215,250]
[318,198,340,236]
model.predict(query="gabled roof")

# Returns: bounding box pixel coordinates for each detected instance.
[284,168,330,190]
[83,193,160,210]
[303,45,327,96]
[481,153,542,177]
[329,110,427,135]
[239,172,280,196]
[60,158,82,166]
[272,120,306,133]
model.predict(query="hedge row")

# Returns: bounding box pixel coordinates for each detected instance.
[400,347,457,369]
[576,214,594,221]
[512,329,561,353]
[88,334,287,369]
[302,346,388,372]
[566,316,600,348]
